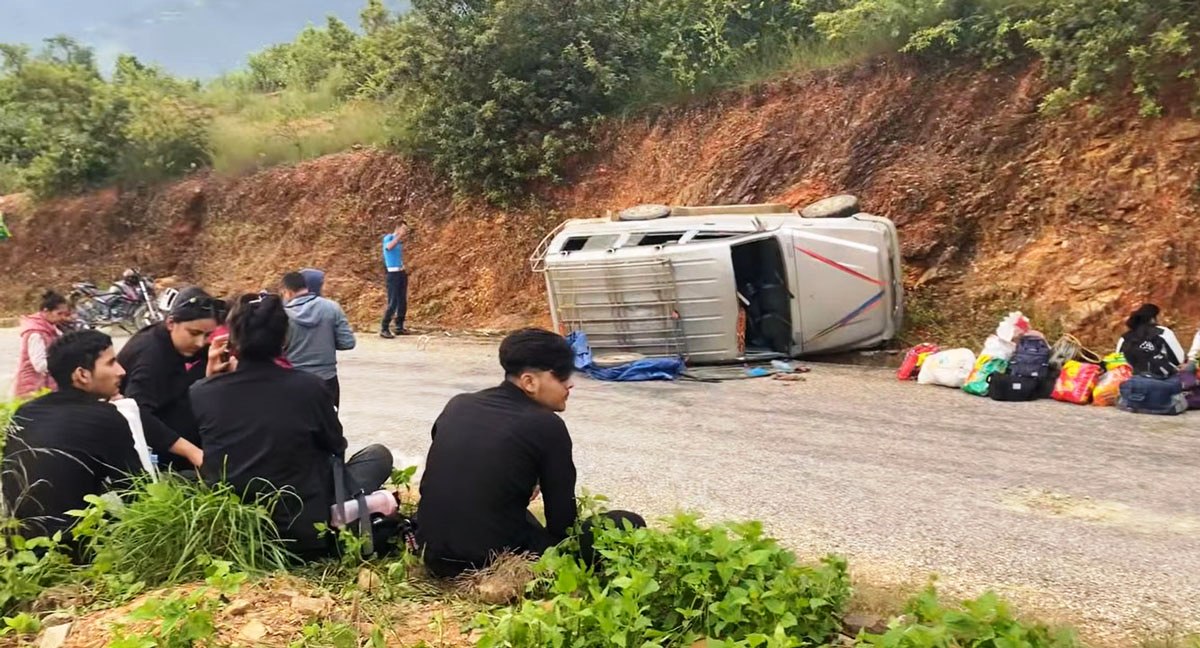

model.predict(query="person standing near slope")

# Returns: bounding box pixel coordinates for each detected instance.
[380,220,410,339]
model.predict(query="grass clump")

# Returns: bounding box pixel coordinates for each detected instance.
[70,476,294,586]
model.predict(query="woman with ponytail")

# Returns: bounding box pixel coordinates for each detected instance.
[190,293,393,558]
[11,291,71,398]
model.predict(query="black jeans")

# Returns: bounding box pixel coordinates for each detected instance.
[423,509,646,578]
[324,376,340,409]
[381,270,408,332]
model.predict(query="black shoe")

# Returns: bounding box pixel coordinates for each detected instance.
[380,329,395,339]
[397,328,412,336]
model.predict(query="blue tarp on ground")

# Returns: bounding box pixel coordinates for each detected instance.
[567,331,685,382]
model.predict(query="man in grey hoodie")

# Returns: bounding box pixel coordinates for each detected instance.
[281,272,356,407]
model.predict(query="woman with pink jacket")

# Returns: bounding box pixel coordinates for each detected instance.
[11,291,72,398]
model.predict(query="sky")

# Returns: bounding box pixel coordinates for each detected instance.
[0,0,409,79]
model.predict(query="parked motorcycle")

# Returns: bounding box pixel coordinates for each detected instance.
[70,269,165,334]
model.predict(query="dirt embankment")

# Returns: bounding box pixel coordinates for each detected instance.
[2,59,1199,346]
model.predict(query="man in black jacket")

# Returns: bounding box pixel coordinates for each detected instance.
[2,330,142,542]
[417,328,643,577]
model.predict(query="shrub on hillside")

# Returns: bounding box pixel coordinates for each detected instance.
[813,0,1200,116]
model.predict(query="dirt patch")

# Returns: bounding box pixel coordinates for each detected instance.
[1002,488,1200,536]
[2,58,1199,346]
[6,574,477,648]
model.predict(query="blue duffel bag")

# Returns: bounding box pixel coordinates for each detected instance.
[1118,375,1187,415]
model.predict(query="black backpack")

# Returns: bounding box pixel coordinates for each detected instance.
[1120,327,1178,379]
[1009,335,1052,383]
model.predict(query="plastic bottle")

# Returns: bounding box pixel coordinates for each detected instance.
[770,360,794,373]
[330,490,399,528]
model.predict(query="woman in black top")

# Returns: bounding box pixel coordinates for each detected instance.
[1117,303,1186,379]
[116,286,217,471]
[189,293,392,558]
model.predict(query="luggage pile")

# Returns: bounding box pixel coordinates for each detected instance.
[899,312,1200,416]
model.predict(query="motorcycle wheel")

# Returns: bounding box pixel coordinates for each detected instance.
[120,305,154,335]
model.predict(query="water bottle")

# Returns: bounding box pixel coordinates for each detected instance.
[330,490,399,528]
[771,360,794,373]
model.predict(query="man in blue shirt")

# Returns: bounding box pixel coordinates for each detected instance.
[380,221,410,338]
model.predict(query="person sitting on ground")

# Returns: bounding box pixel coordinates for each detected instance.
[1,330,142,544]
[189,294,393,559]
[1188,326,1200,365]
[211,292,292,370]
[416,328,644,578]
[117,286,215,472]
[11,290,72,398]
[281,271,356,407]
[1117,303,1186,378]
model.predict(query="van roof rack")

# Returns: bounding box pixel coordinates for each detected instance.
[668,203,793,217]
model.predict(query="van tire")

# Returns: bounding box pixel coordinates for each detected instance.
[801,195,860,219]
[617,204,671,221]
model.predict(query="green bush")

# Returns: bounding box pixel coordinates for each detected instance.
[475,513,851,647]
[813,0,1200,116]
[857,584,1079,648]
[0,526,72,615]
[70,476,294,585]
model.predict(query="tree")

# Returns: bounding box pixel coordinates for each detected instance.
[360,0,395,35]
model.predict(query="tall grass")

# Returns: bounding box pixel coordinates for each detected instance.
[208,100,396,175]
[72,476,295,585]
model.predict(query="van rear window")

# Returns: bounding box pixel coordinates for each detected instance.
[690,231,745,241]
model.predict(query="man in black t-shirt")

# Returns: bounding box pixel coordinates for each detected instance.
[417,328,644,577]
[2,331,142,541]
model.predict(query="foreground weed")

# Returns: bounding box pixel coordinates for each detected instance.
[108,561,245,648]
[290,619,386,648]
[857,583,1079,648]
[476,512,850,647]
[0,611,41,636]
[70,476,293,585]
[0,525,72,614]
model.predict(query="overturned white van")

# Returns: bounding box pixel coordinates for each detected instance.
[530,197,904,364]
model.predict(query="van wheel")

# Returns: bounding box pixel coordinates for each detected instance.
[801,195,860,219]
[617,204,671,221]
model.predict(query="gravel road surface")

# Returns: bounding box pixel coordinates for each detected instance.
[3,330,1197,645]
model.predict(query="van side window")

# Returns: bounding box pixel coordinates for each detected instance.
[628,232,686,247]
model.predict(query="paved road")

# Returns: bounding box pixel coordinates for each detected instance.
[3,330,1198,645]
